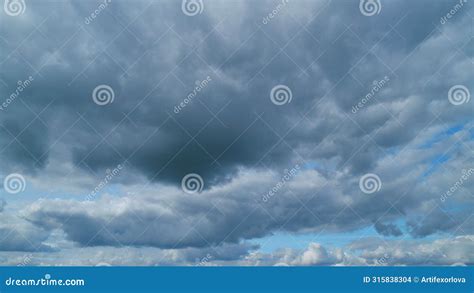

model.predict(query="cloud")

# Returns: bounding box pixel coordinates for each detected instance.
[234,236,474,266]
[0,215,52,252]
[0,0,473,265]
[2,235,471,266]
[374,222,403,237]
[350,235,474,266]
[22,159,473,250]
[0,242,258,266]
[0,199,6,213]
[23,169,336,249]
[1,0,472,186]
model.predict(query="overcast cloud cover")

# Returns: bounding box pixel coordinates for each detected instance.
[0,0,473,266]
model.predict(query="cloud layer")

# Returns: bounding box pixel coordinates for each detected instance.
[0,0,473,265]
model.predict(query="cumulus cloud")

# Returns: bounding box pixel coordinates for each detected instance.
[350,236,474,266]
[1,236,471,266]
[230,236,474,266]
[21,162,474,250]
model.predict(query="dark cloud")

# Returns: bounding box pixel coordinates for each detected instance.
[374,222,402,237]
[1,0,471,187]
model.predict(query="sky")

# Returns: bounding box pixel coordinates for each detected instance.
[0,0,473,266]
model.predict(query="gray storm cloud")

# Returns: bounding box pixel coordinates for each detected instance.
[0,0,473,265]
